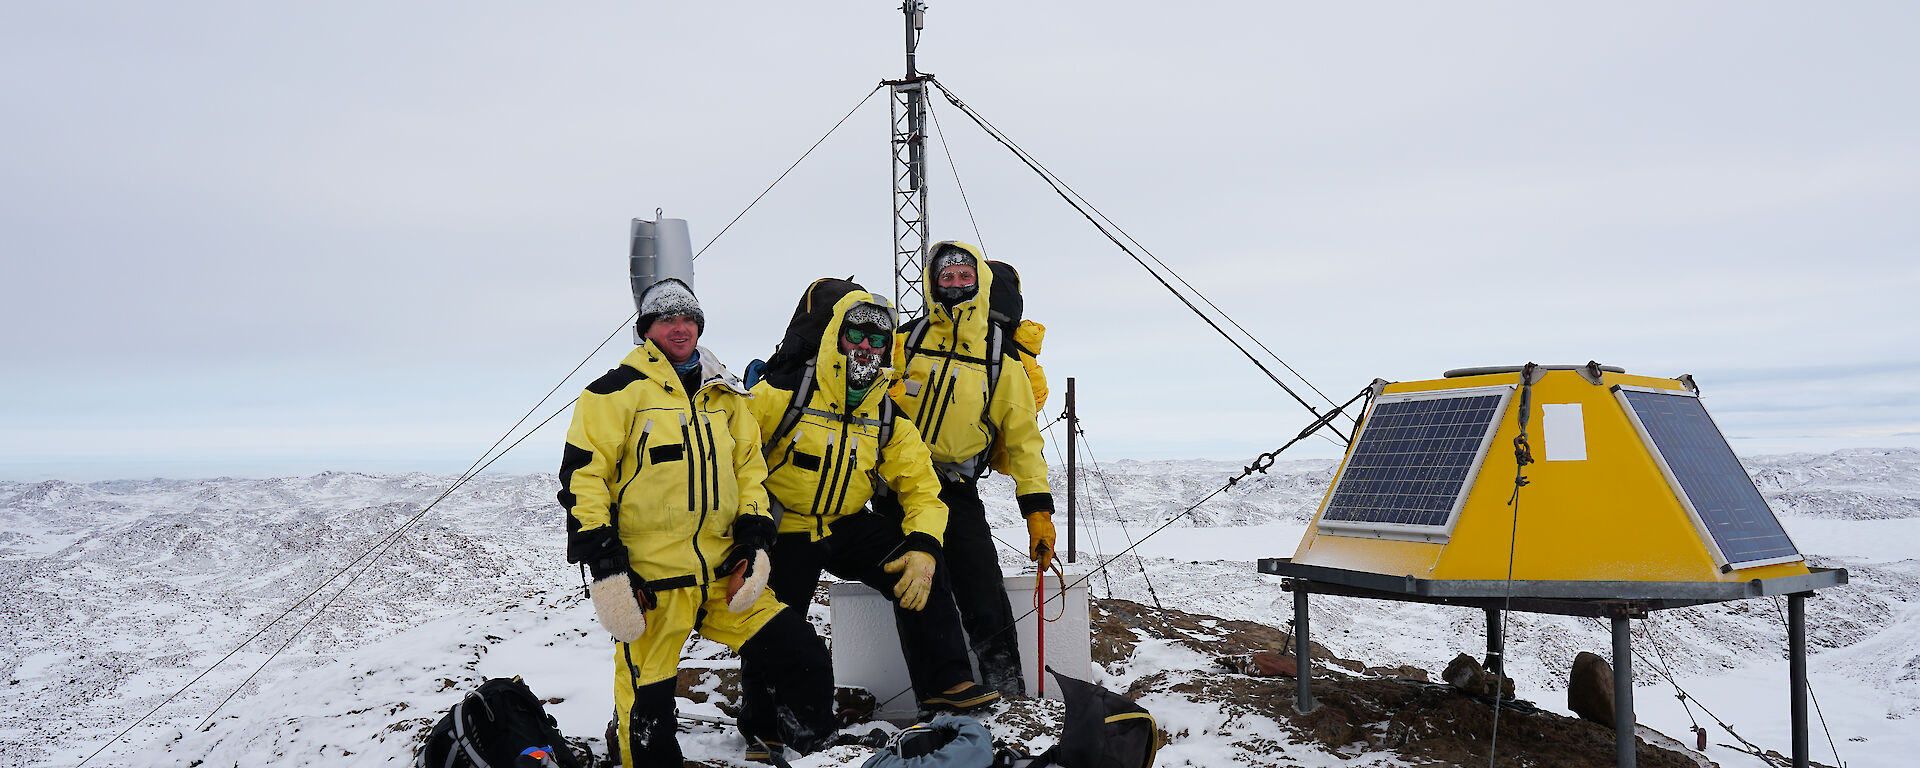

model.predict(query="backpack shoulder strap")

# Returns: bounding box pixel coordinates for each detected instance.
[450,696,494,768]
[878,394,895,458]
[762,358,817,458]
[902,317,930,359]
[985,323,1005,405]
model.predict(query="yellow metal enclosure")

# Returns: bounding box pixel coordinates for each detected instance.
[1290,367,1809,585]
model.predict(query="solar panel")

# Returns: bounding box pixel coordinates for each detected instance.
[1616,387,1801,569]
[1319,386,1512,535]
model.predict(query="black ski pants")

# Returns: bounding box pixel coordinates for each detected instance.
[875,476,1026,696]
[748,510,975,707]
[735,606,837,754]
[933,476,1026,696]
[619,607,833,765]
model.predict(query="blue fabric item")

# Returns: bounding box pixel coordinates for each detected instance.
[672,350,702,376]
[858,715,994,768]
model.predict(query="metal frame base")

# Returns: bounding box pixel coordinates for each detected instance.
[1259,559,1845,768]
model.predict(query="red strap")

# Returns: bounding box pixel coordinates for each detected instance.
[1034,569,1046,698]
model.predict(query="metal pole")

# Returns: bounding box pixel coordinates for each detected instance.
[1789,593,1810,768]
[1484,607,1504,675]
[889,2,931,317]
[903,1,922,76]
[1065,377,1077,564]
[1612,615,1635,768]
[1293,586,1315,713]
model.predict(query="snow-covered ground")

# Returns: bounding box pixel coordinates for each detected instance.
[3,448,1915,766]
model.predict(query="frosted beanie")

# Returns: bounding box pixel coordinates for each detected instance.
[842,302,894,332]
[636,278,705,336]
[931,245,977,277]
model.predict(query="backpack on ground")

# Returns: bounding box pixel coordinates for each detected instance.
[858,715,1005,768]
[1025,668,1159,768]
[416,677,585,768]
[854,670,1156,768]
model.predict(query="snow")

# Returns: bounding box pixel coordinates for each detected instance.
[4,449,1917,766]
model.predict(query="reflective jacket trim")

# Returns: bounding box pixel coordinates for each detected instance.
[558,342,771,589]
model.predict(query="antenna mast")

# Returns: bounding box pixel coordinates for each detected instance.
[888,1,931,316]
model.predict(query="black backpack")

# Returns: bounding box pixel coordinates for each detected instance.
[416,677,585,768]
[1028,668,1160,768]
[982,259,1026,341]
[761,277,868,388]
[753,278,899,487]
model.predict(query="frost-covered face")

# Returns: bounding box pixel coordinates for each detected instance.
[645,314,700,364]
[839,331,885,389]
[936,264,977,289]
[933,265,978,306]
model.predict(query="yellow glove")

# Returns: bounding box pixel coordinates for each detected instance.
[1026,512,1057,572]
[882,550,937,611]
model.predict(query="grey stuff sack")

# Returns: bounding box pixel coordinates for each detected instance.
[859,714,995,768]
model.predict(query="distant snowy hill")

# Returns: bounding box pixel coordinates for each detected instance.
[4,449,1916,766]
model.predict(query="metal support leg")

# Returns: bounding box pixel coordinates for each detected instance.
[1789,593,1809,768]
[1293,587,1316,713]
[1612,615,1635,768]
[1484,607,1504,675]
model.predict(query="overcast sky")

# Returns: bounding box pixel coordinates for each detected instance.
[4,2,1916,482]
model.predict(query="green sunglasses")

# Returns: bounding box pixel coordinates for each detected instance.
[844,327,891,347]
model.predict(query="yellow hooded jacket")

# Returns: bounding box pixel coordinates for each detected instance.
[559,341,770,591]
[890,241,1054,515]
[751,287,949,550]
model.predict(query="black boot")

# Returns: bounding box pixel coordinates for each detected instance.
[622,678,681,767]
[739,607,836,754]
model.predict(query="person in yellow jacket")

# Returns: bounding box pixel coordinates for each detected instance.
[743,278,1000,724]
[880,241,1057,697]
[558,278,835,767]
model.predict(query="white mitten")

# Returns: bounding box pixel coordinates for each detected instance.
[726,550,771,614]
[589,572,648,642]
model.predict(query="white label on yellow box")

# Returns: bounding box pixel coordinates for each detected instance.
[1542,403,1587,461]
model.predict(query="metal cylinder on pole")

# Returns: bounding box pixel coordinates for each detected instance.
[1066,377,1077,564]
[629,212,695,344]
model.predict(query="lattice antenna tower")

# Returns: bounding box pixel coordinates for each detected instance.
[888,1,931,318]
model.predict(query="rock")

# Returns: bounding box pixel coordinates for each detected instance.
[1569,651,1616,728]
[1441,653,1513,699]
[674,667,717,704]
[835,685,878,724]
[1442,653,1485,694]
[1366,664,1431,682]
[1252,651,1298,678]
